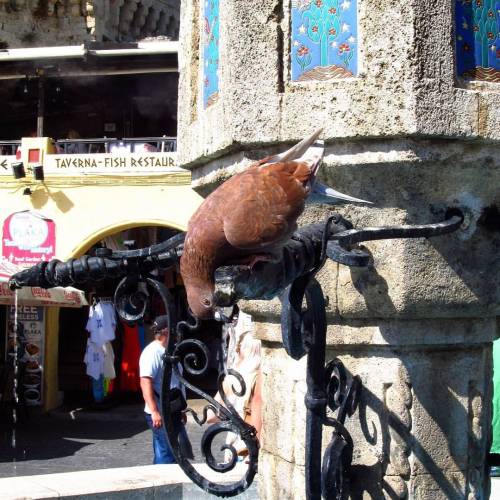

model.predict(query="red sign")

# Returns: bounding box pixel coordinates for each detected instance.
[2,211,56,266]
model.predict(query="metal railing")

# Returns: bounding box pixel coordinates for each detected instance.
[55,136,177,154]
[120,137,177,152]
[0,140,21,156]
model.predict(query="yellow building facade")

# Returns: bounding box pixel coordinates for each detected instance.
[0,138,203,410]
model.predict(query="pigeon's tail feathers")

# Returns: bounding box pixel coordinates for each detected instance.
[299,139,324,177]
[309,181,373,205]
[268,128,323,164]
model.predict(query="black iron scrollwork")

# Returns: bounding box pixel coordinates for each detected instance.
[322,359,361,500]
[8,210,464,500]
[211,211,463,500]
[111,274,260,498]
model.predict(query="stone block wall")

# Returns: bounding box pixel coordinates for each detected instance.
[0,1,89,48]
[176,0,500,498]
[250,316,494,499]
[0,0,179,48]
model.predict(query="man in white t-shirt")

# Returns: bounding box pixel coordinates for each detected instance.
[139,319,191,464]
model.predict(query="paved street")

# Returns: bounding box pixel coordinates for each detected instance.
[0,401,207,478]
[2,403,499,499]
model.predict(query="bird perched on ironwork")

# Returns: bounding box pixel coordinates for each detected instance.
[180,129,371,319]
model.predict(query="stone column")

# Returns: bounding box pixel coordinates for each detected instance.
[177,0,500,498]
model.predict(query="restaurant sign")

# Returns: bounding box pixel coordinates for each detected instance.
[0,152,179,175]
[44,152,178,174]
[2,211,56,266]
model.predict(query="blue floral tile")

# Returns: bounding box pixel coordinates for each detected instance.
[203,0,220,107]
[291,0,358,81]
[456,0,500,82]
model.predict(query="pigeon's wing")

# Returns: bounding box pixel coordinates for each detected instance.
[222,161,310,250]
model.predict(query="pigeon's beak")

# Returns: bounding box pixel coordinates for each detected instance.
[311,181,373,205]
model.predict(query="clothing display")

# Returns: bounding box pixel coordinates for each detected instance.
[84,340,116,380]
[91,375,105,403]
[119,322,142,392]
[138,323,146,351]
[84,301,117,401]
[86,302,117,347]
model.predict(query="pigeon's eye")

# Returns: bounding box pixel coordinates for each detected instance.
[201,298,211,307]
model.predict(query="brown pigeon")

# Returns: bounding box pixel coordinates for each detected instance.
[180,129,370,319]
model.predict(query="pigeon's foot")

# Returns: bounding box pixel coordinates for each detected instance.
[227,252,279,269]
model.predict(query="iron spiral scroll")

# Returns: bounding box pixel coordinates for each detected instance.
[8,211,464,499]
[140,278,259,497]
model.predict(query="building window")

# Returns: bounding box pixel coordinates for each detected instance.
[291,0,358,82]
[202,0,220,107]
[455,0,500,82]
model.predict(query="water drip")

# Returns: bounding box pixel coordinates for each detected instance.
[11,290,18,470]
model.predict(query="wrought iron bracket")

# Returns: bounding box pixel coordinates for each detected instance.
[8,210,464,499]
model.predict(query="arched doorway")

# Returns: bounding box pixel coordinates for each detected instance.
[56,223,221,409]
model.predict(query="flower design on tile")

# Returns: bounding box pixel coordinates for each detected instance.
[202,0,219,107]
[291,0,358,80]
[297,45,310,56]
[455,0,500,81]
[295,45,313,72]
[338,43,350,54]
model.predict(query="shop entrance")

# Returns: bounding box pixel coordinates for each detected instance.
[57,225,221,408]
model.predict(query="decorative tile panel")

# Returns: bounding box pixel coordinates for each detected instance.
[202,0,220,107]
[291,0,358,82]
[456,0,500,82]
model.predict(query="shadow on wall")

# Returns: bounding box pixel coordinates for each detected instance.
[323,148,499,497]
[335,262,492,499]
[327,148,500,315]
[29,187,75,213]
[324,351,491,499]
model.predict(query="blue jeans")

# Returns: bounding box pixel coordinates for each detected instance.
[145,413,181,464]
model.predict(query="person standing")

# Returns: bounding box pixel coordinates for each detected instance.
[139,319,191,464]
[208,330,263,460]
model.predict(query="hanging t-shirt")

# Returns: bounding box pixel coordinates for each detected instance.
[84,340,116,381]
[84,339,103,381]
[86,302,117,347]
